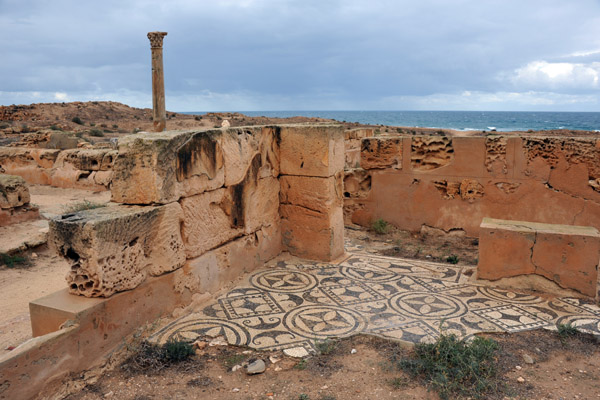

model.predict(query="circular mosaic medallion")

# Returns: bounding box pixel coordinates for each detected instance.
[250,269,318,293]
[390,292,467,320]
[152,318,250,346]
[283,305,367,339]
[340,264,398,283]
[477,287,544,304]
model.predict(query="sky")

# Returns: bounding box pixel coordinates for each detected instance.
[1,0,600,111]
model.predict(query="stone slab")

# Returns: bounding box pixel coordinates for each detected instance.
[478,218,600,297]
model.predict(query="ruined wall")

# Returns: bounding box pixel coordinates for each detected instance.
[0,147,115,190]
[0,174,39,226]
[345,135,600,237]
[49,124,344,298]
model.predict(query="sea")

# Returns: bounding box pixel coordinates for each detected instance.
[184,111,600,132]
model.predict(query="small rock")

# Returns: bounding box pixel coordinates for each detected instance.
[515,365,522,370]
[274,366,282,372]
[425,255,432,259]
[246,359,266,375]
[284,347,309,358]
[194,340,207,350]
[350,348,357,354]
[104,391,114,398]
[321,385,329,390]
[232,388,240,393]
[522,354,534,364]
[242,350,253,354]
[269,355,280,364]
[30,252,38,259]
[517,377,525,383]
[209,336,228,346]
[232,365,243,372]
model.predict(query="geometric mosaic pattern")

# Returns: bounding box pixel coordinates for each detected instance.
[151,251,600,354]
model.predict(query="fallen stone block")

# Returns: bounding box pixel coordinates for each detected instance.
[280,124,344,177]
[49,203,185,297]
[478,218,600,297]
[0,174,30,209]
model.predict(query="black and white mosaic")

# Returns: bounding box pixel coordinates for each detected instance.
[151,252,600,353]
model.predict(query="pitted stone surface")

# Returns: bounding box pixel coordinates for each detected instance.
[150,245,600,353]
[49,203,185,297]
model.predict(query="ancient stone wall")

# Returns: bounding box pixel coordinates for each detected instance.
[345,135,600,237]
[49,124,345,298]
[0,147,114,190]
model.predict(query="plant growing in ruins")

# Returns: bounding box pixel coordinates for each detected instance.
[0,253,30,268]
[121,339,195,375]
[315,338,338,355]
[557,323,579,341]
[446,254,459,264]
[372,218,390,234]
[164,339,195,362]
[400,333,498,400]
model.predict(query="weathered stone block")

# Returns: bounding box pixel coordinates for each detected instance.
[180,188,243,259]
[54,149,113,172]
[111,129,224,204]
[280,124,344,177]
[0,147,60,185]
[0,174,30,209]
[49,203,185,297]
[361,137,403,170]
[478,218,600,297]
[186,223,282,293]
[281,204,344,261]
[280,174,343,213]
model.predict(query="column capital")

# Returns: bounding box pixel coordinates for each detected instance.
[147,31,167,48]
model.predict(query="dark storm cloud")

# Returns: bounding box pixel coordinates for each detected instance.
[1,0,600,110]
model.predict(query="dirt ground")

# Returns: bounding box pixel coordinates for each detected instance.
[0,185,111,353]
[63,330,600,400]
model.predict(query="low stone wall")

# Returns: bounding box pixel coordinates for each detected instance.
[0,174,39,227]
[344,135,600,237]
[0,147,115,191]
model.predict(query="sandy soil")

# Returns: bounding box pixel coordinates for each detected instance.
[0,186,111,353]
[63,330,600,400]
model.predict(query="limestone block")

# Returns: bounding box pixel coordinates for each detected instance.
[100,150,118,171]
[532,225,600,297]
[0,174,30,209]
[186,224,281,293]
[280,174,343,213]
[0,147,60,184]
[361,137,403,170]
[280,124,344,177]
[54,149,112,171]
[281,204,344,261]
[179,188,243,259]
[111,129,224,204]
[221,126,280,186]
[478,219,536,280]
[49,203,185,297]
[478,218,600,297]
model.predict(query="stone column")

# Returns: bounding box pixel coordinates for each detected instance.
[147,31,168,132]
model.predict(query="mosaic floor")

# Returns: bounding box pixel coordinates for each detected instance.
[151,244,600,355]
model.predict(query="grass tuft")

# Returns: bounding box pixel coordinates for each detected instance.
[315,338,338,355]
[122,339,195,375]
[372,218,390,235]
[0,253,30,268]
[446,254,459,264]
[557,323,579,341]
[400,334,498,400]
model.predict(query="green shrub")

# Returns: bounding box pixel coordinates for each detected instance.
[112,124,118,129]
[372,218,390,234]
[446,254,459,264]
[557,323,579,341]
[315,338,337,355]
[71,116,83,125]
[49,125,61,131]
[0,253,30,268]
[400,334,498,400]
[89,129,105,137]
[164,339,195,362]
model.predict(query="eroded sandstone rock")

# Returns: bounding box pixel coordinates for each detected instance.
[0,174,30,209]
[360,137,402,170]
[485,136,508,174]
[49,203,185,297]
[343,169,371,199]
[411,136,454,171]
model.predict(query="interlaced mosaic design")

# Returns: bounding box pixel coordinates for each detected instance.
[151,249,600,354]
